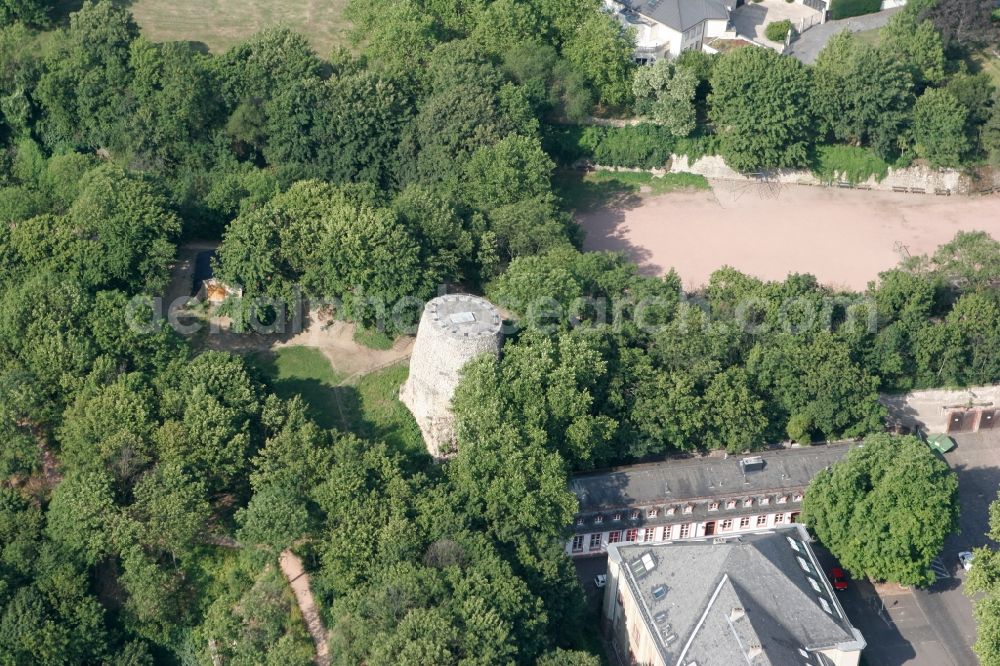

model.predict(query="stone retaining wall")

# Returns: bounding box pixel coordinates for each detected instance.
[667,154,970,193]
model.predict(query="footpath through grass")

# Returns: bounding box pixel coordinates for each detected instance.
[555,170,710,212]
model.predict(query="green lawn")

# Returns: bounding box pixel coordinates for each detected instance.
[853,28,882,47]
[249,346,346,430]
[554,169,710,213]
[121,0,350,54]
[342,364,428,467]
[250,347,427,466]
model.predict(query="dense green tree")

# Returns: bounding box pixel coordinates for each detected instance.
[561,10,634,107]
[128,461,210,561]
[747,333,885,441]
[463,134,554,210]
[0,0,50,27]
[913,88,970,166]
[881,11,946,88]
[126,38,221,166]
[35,0,138,150]
[966,494,1000,666]
[803,433,959,586]
[453,329,617,466]
[45,469,116,565]
[632,59,698,137]
[214,26,324,106]
[502,41,594,122]
[811,34,914,157]
[65,165,181,293]
[702,367,767,452]
[709,46,813,171]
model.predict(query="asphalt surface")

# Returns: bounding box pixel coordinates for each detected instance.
[785,8,901,64]
[910,430,1000,666]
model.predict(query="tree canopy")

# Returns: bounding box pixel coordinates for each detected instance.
[802,433,959,586]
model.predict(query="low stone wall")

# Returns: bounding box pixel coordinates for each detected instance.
[667,154,970,194]
[880,385,1000,433]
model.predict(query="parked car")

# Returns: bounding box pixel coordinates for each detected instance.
[594,574,607,589]
[959,551,974,572]
[829,567,849,591]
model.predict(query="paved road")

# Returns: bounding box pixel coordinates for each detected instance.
[912,430,1000,666]
[786,8,901,64]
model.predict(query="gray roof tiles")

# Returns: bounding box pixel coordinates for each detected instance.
[612,526,865,665]
[629,0,730,32]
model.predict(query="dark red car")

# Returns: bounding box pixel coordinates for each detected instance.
[829,567,848,591]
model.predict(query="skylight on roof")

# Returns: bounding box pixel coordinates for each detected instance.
[787,536,801,552]
[819,597,832,614]
[642,553,655,572]
[808,577,822,593]
[652,585,667,600]
[797,556,811,573]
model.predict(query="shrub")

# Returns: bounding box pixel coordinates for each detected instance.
[810,144,890,183]
[830,0,881,20]
[765,20,793,42]
[673,132,721,161]
[542,124,675,168]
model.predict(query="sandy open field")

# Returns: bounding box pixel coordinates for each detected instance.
[579,181,1000,291]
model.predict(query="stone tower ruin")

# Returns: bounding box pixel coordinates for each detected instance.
[400,294,503,458]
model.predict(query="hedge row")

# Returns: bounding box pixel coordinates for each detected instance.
[830,0,881,20]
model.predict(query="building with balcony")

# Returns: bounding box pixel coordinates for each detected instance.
[603,525,866,666]
[566,443,856,557]
[604,0,732,61]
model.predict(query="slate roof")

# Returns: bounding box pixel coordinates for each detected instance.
[628,0,730,33]
[611,526,865,665]
[572,444,853,510]
[570,444,857,534]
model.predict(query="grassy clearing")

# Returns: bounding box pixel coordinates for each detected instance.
[343,364,427,466]
[250,347,426,465]
[122,0,350,54]
[554,169,710,212]
[248,346,345,430]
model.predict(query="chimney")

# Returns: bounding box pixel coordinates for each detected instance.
[747,642,763,660]
[729,607,745,622]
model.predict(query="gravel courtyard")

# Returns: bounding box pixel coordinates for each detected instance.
[578,182,1000,291]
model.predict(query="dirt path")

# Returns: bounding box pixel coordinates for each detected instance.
[578,182,1000,292]
[279,549,330,666]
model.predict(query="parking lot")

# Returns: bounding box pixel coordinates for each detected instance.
[572,430,1000,665]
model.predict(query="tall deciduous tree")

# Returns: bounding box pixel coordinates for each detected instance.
[811,33,914,157]
[803,433,959,586]
[632,59,698,137]
[913,88,970,167]
[709,46,813,171]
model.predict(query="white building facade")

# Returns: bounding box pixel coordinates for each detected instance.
[566,444,856,557]
[604,0,731,61]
